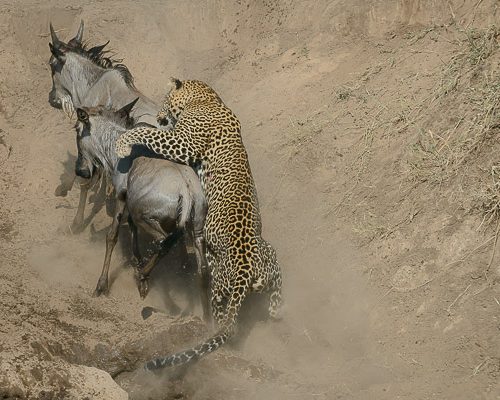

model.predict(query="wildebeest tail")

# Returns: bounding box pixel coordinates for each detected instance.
[177,186,193,229]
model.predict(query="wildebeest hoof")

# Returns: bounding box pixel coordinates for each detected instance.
[141,306,158,320]
[137,276,150,299]
[70,221,85,234]
[93,280,109,297]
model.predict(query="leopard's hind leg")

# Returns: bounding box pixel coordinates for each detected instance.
[268,269,283,319]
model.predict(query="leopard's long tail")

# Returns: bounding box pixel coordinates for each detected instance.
[144,284,248,371]
[144,330,230,370]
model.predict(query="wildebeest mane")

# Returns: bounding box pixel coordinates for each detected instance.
[66,39,136,88]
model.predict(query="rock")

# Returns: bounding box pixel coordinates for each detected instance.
[65,365,128,400]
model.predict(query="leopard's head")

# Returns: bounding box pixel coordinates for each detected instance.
[157,78,222,127]
[157,77,184,126]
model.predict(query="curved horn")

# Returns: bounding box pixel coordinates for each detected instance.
[49,23,60,46]
[73,20,84,44]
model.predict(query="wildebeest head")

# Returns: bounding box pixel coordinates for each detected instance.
[48,21,84,110]
[74,98,139,179]
[48,21,114,117]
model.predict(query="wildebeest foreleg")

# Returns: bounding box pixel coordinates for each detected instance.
[93,197,126,297]
[70,173,99,233]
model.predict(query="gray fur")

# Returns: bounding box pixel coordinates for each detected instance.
[52,50,159,126]
[76,108,205,236]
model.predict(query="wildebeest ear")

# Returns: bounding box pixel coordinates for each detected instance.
[117,98,139,119]
[49,42,66,63]
[170,77,182,90]
[76,108,89,122]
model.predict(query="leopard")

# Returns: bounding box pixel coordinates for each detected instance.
[115,78,283,370]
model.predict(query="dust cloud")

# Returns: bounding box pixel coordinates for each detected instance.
[1,0,498,399]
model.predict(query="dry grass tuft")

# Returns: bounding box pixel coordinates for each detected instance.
[474,164,500,226]
[407,25,499,195]
[398,25,500,232]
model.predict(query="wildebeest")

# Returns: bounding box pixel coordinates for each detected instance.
[48,22,209,320]
[74,100,209,319]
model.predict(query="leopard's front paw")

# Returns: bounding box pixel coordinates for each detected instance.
[115,137,132,158]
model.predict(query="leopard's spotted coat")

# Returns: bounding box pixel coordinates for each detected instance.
[116,78,282,369]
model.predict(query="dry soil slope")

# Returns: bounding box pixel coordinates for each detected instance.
[0,1,499,399]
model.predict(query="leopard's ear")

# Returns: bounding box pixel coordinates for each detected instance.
[169,77,182,90]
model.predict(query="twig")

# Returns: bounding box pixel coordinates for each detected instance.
[303,328,313,343]
[465,0,485,29]
[398,352,423,366]
[447,284,471,314]
[470,357,489,377]
[413,277,436,290]
[380,208,421,239]
[373,286,394,306]
[447,0,456,21]
[409,27,436,45]
[452,236,495,264]
[38,28,66,38]
[471,284,488,297]
[436,116,465,154]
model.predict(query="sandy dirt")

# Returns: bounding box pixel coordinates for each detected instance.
[0,1,499,399]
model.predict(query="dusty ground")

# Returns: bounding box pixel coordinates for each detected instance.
[0,0,499,399]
